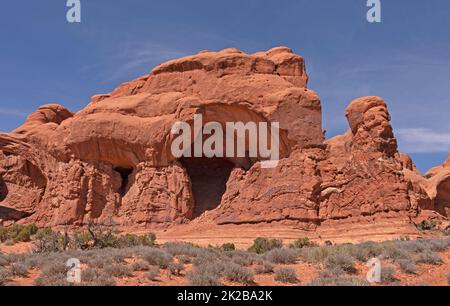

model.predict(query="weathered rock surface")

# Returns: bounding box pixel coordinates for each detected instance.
[0,47,447,232]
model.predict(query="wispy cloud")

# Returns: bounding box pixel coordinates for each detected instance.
[396,128,450,153]
[101,42,190,82]
[0,108,28,118]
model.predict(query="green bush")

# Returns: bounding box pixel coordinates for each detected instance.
[123,233,156,247]
[291,238,317,249]
[0,224,38,243]
[72,229,156,250]
[33,228,66,253]
[0,226,7,242]
[221,243,236,251]
[417,220,438,231]
[248,238,283,254]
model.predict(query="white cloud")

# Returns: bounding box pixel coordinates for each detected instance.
[0,108,28,118]
[105,42,189,82]
[396,128,450,153]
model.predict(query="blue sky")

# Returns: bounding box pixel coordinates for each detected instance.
[1,0,449,173]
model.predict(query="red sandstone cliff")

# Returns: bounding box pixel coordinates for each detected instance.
[0,47,448,232]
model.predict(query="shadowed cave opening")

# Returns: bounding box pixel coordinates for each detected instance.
[114,167,134,197]
[436,177,450,217]
[180,157,235,218]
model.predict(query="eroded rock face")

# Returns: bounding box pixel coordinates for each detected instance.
[0,47,446,229]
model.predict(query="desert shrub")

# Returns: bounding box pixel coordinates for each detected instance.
[107,249,129,263]
[15,224,38,242]
[415,251,443,265]
[381,242,412,261]
[265,248,297,264]
[168,262,184,276]
[72,231,93,250]
[104,264,133,278]
[320,266,347,278]
[426,238,450,252]
[350,242,384,262]
[255,261,274,275]
[0,267,11,285]
[308,277,369,286]
[291,238,317,249]
[33,228,66,253]
[142,248,173,269]
[86,227,120,249]
[274,267,298,284]
[0,254,9,267]
[187,259,229,286]
[417,220,438,231]
[298,246,331,263]
[380,266,397,283]
[324,253,356,274]
[221,243,236,251]
[131,261,150,272]
[248,238,283,254]
[227,250,256,267]
[81,268,116,286]
[163,242,200,257]
[34,262,69,286]
[397,259,417,274]
[187,268,222,286]
[192,248,224,267]
[176,255,192,264]
[10,263,29,277]
[0,224,38,243]
[147,266,160,281]
[85,255,110,269]
[4,239,15,246]
[0,226,7,243]
[118,233,156,248]
[82,268,100,282]
[224,263,254,284]
[72,225,154,250]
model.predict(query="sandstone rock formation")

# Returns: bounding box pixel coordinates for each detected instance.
[0,47,447,232]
